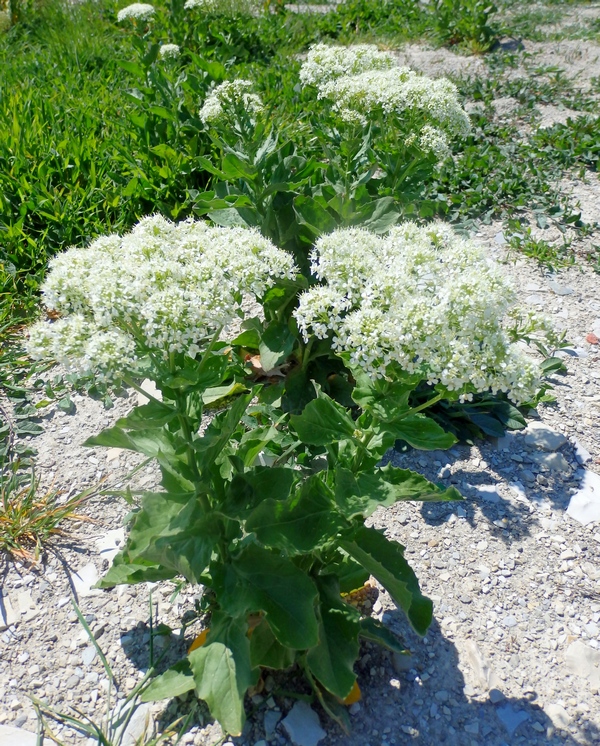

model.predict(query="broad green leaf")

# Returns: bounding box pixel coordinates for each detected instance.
[382,414,456,450]
[215,544,319,649]
[115,492,220,582]
[98,552,176,588]
[359,617,406,654]
[246,476,348,553]
[202,382,248,406]
[322,553,369,595]
[259,320,295,372]
[164,354,228,391]
[307,575,360,699]
[84,426,175,457]
[290,395,355,445]
[294,195,337,236]
[189,644,244,735]
[250,619,295,670]
[141,660,195,702]
[335,464,462,519]
[208,208,251,228]
[350,366,419,421]
[340,526,433,635]
[115,401,176,430]
[223,467,296,518]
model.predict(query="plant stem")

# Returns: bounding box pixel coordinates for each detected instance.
[121,374,169,409]
[406,392,443,416]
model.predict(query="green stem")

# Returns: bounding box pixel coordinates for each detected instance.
[405,392,444,416]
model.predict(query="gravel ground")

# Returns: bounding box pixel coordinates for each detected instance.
[2,34,600,746]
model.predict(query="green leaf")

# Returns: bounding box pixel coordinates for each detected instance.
[190,612,257,736]
[322,553,369,595]
[382,414,456,450]
[359,617,406,654]
[307,575,360,699]
[189,645,243,735]
[334,464,462,519]
[250,619,295,670]
[294,195,337,237]
[98,552,176,588]
[202,382,248,406]
[115,400,176,430]
[290,395,355,445]
[259,321,295,372]
[350,365,419,421]
[223,467,296,518]
[141,660,195,702]
[194,392,254,469]
[215,544,319,650]
[246,475,348,554]
[113,492,219,582]
[164,354,228,391]
[84,426,175,457]
[340,526,433,635]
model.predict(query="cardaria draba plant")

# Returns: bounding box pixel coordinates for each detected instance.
[27,215,550,735]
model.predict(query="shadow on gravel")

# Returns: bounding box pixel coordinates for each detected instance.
[331,612,600,746]
[112,604,600,746]
[418,451,582,545]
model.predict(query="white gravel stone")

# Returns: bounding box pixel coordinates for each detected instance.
[524,423,568,451]
[567,470,600,525]
[281,701,326,746]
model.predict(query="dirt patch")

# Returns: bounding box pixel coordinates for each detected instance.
[521,40,600,89]
[392,43,486,79]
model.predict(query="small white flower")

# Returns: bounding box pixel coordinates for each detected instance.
[159,43,181,60]
[117,3,155,22]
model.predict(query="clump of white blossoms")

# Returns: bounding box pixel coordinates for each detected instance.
[299,44,397,87]
[294,223,544,404]
[199,80,264,125]
[28,216,297,378]
[300,44,470,158]
[159,43,181,60]
[184,0,257,13]
[117,3,155,22]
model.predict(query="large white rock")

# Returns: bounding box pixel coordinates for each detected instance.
[281,701,326,746]
[71,562,100,597]
[567,470,600,525]
[565,640,600,688]
[524,422,567,451]
[0,725,37,746]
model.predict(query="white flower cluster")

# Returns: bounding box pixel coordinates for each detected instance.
[294,224,543,404]
[28,216,297,378]
[199,79,264,125]
[117,3,155,22]
[300,44,470,158]
[184,0,257,13]
[299,44,397,87]
[159,43,181,60]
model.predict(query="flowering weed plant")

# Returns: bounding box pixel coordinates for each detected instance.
[27,212,551,734]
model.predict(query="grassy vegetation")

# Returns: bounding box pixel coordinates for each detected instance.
[0,0,598,327]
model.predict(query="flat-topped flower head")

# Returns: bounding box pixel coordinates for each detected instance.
[117,3,155,22]
[28,216,297,379]
[300,44,396,87]
[159,43,181,60]
[199,79,264,125]
[294,224,544,404]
